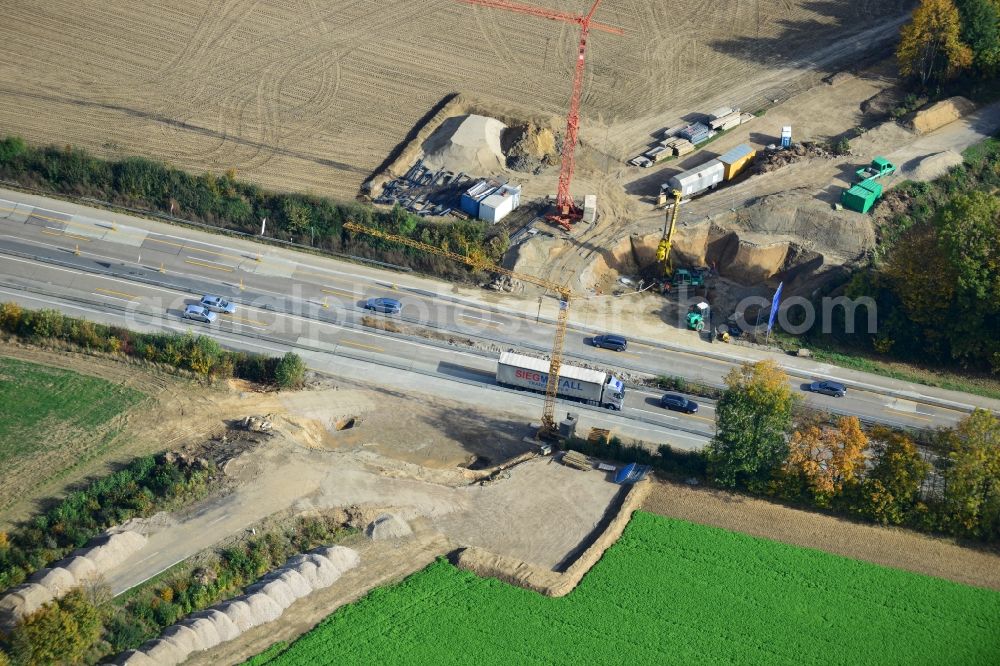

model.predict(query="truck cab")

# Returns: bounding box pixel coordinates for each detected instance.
[604,376,625,410]
[855,157,896,183]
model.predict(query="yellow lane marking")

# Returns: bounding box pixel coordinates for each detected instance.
[95,287,139,300]
[147,237,246,262]
[322,287,357,296]
[339,339,384,352]
[885,407,933,421]
[222,314,269,326]
[184,258,234,273]
[41,229,91,241]
[686,414,715,423]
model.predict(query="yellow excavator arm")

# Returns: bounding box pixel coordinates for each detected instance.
[657,190,682,277]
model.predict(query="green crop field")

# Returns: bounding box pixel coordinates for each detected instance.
[0,356,145,488]
[251,511,1000,666]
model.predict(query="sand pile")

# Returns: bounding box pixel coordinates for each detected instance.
[366,513,413,540]
[0,530,146,630]
[903,150,964,181]
[910,96,975,133]
[113,546,359,665]
[421,114,507,173]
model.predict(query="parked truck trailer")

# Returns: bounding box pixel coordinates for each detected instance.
[496,351,625,410]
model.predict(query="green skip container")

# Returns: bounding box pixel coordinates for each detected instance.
[841,180,883,213]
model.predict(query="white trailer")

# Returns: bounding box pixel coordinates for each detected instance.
[496,351,625,410]
[666,159,725,198]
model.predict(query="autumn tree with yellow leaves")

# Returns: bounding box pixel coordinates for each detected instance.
[780,416,870,506]
[897,0,974,87]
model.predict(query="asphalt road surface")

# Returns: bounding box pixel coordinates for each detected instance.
[0,189,990,444]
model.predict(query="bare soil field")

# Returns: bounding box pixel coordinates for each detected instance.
[0,0,908,201]
[642,478,1000,591]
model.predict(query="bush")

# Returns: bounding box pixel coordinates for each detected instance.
[274,352,306,389]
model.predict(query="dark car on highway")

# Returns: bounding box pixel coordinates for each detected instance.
[808,380,847,397]
[660,393,699,414]
[592,333,628,352]
[364,297,402,314]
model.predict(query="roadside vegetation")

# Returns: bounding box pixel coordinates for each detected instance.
[0,454,214,592]
[791,135,1000,384]
[578,361,1000,544]
[0,303,304,389]
[0,136,505,280]
[247,512,1000,665]
[0,515,353,665]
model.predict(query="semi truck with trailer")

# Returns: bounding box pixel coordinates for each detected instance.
[496,351,625,410]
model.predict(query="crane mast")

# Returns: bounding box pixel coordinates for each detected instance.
[456,0,622,231]
[343,221,572,438]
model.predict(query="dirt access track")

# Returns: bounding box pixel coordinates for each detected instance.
[0,0,909,200]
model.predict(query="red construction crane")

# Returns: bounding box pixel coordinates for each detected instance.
[456,0,623,231]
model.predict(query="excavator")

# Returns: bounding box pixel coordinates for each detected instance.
[656,189,682,290]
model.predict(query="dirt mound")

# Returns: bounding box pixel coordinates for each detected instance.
[910,96,975,133]
[366,513,413,540]
[901,150,964,181]
[752,143,837,175]
[0,529,147,630]
[502,123,558,173]
[118,545,360,665]
[421,114,507,173]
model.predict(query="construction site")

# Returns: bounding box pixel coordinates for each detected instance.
[2,0,1000,664]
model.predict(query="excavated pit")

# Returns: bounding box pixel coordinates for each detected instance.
[583,195,874,297]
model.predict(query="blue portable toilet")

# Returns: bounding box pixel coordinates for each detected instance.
[780,126,792,149]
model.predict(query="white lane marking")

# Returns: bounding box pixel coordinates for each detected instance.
[630,407,677,419]
[206,514,229,526]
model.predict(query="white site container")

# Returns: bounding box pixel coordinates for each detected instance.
[667,159,725,197]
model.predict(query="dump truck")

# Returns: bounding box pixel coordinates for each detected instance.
[496,351,625,410]
[855,157,896,183]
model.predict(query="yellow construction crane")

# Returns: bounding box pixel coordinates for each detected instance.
[343,221,572,439]
[656,189,682,277]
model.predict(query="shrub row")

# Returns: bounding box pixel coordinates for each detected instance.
[0,136,504,280]
[0,302,304,388]
[652,375,723,401]
[0,455,214,591]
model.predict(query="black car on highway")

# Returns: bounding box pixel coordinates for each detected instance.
[660,393,699,414]
[808,380,847,397]
[592,333,628,352]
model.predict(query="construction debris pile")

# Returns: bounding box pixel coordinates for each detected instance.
[751,142,838,175]
[502,122,559,173]
[113,546,360,666]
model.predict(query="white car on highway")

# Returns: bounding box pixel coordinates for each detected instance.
[182,304,217,323]
[199,295,237,314]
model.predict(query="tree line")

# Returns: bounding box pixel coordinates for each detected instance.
[0,136,506,280]
[799,137,1000,375]
[706,360,1000,542]
[0,303,305,388]
[573,361,1000,544]
[897,0,999,92]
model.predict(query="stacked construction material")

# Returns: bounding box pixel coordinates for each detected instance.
[112,546,360,666]
[0,530,147,631]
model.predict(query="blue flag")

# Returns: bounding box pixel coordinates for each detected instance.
[767,282,784,333]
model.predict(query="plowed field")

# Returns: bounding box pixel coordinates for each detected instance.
[0,0,908,200]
